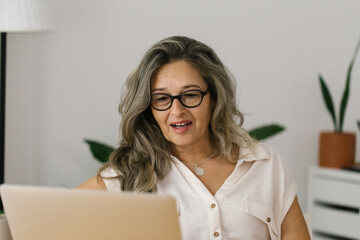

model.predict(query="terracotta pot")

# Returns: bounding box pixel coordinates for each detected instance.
[319,132,356,168]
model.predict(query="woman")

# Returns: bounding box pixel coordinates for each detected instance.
[78,36,310,240]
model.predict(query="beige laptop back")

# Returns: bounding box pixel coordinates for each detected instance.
[0,184,182,240]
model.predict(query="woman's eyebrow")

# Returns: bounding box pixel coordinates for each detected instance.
[151,88,166,93]
[151,84,202,93]
[183,84,202,90]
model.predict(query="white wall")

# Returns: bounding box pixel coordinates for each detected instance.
[5,0,360,209]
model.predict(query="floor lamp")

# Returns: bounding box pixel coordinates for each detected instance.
[0,0,53,209]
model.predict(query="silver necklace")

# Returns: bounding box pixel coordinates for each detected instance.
[183,151,216,176]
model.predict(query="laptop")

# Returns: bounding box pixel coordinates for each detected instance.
[0,184,182,240]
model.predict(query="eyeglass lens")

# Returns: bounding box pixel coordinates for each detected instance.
[151,90,205,110]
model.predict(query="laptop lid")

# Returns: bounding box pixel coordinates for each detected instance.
[0,184,182,240]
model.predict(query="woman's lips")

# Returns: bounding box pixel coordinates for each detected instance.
[170,121,193,133]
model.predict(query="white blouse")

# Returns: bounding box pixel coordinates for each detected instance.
[101,143,297,240]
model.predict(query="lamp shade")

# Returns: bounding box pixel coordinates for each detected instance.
[0,0,54,32]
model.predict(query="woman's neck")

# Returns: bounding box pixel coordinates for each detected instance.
[170,140,216,165]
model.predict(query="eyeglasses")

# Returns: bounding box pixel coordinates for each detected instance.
[150,89,209,111]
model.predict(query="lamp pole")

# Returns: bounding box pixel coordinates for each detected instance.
[0,32,6,185]
[0,32,6,211]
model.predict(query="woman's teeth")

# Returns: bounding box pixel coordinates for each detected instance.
[171,122,192,128]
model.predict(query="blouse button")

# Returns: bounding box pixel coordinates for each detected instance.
[266,217,271,222]
[214,232,219,237]
[211,203,216,208]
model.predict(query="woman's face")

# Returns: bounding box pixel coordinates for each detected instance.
[150,60,213,150]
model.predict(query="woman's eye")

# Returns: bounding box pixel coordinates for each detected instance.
[156,96,169,102]
[183,93,199,99]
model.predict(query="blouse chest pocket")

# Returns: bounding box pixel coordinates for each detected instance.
[245,201,279,240]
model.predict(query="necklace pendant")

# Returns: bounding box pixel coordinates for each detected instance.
[195,166,205,176]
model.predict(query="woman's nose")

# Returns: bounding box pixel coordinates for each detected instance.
[170,98,185,116]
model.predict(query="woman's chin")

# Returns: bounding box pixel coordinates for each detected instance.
[169,139,196,149]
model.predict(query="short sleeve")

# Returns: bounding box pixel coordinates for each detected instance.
[100,167,122,193]
[266,145,298,233]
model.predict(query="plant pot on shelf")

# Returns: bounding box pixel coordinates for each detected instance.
[319,132,356,168]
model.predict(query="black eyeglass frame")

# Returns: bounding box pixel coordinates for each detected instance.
[150,89,210,111]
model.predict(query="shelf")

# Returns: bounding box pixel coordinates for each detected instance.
[308,167,360,240]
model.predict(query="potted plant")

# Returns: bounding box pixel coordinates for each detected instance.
[318,39,360,168]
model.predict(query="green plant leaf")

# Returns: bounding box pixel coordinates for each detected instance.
[357,120,360,132]
[248,124,285,141]
[84,139,115,163]
[338,64,352,132]
[319,74,337,131]
[339,39,360,132]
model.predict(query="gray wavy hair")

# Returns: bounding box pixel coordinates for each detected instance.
[99,36,256,192]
